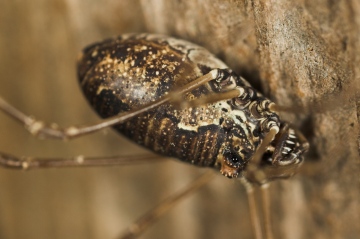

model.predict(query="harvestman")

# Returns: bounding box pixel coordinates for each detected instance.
[0,33,309,239]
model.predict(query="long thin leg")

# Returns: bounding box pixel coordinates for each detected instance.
[245,127,278,184]
[238,128,279,239]
[0,70,220,140]
[240,178,263,239]
[240,180,275,239]
[117,171,215,239]
[174,88,242,109]
[0,151,165,170]
[260,183,274,239]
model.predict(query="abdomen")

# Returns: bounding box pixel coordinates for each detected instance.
[78,33,229,167]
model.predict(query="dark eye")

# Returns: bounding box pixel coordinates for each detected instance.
[224,150,244,168]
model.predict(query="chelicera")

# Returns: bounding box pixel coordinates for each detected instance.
[0,33,309,239]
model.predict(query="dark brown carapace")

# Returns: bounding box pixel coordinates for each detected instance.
[78,33,308,181]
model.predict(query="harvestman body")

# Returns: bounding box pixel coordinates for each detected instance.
[0,33,309,239]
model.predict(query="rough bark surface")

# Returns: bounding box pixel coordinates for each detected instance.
[0,1,359,239]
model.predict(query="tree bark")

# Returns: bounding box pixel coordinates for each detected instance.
[0,1,358,239]
[142,1,360,238]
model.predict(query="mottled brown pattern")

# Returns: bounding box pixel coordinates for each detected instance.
[78,33,307,178]
[78,34,227,167]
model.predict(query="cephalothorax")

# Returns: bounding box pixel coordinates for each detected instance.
[78,33,308,181]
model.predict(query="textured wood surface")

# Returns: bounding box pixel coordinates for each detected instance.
[0,1,359,239]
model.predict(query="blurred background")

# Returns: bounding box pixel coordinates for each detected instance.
[0,1,359,239]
